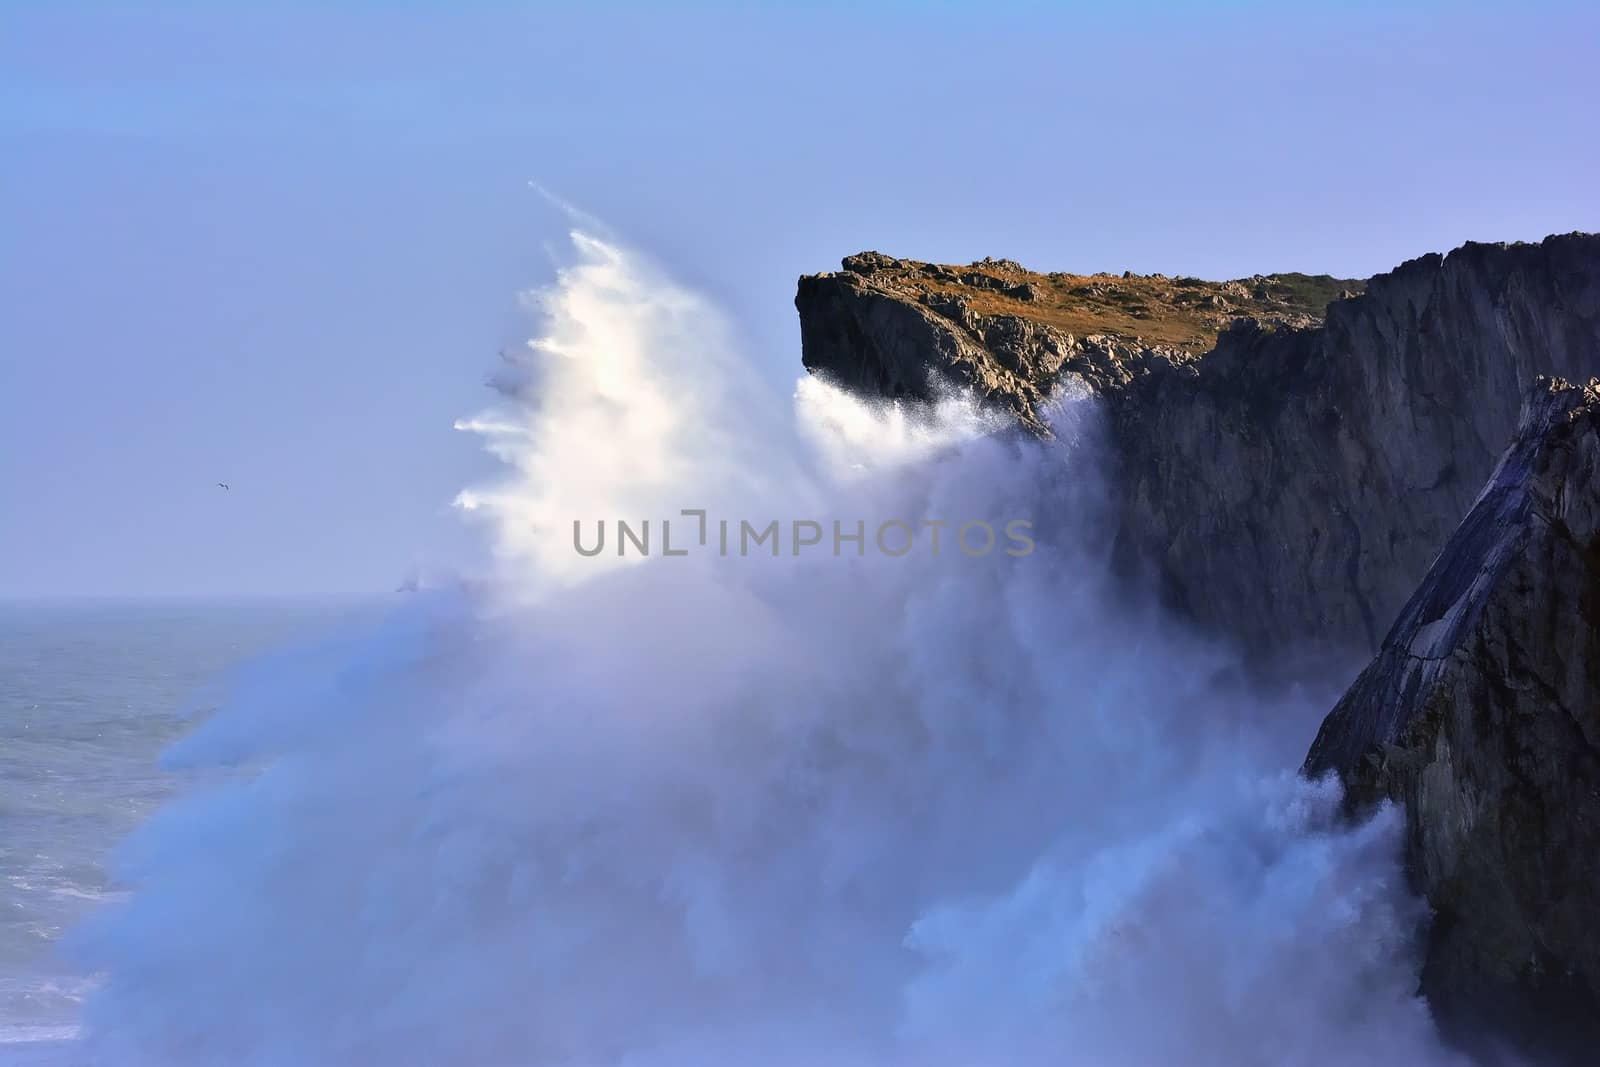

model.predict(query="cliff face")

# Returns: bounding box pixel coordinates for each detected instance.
[796,233,1600,658]
[796,251,1350,438]
[1304,378,1600,1052]
[796,235,1600,1058]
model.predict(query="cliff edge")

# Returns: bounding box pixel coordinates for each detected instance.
[797,233,1600,658]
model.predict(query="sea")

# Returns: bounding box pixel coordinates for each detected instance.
[0,596,388,1063]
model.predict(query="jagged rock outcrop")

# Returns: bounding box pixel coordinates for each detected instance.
[1304,377,1600,1055]
[797,234,1600,657]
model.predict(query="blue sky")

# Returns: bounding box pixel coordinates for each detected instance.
[2,1,1596,596]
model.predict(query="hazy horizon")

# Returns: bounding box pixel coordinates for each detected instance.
[3,1,1596,596]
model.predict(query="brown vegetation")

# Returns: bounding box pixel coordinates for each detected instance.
[844,252,1365,351]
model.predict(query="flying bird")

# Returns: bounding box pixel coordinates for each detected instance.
[217,482,230,491]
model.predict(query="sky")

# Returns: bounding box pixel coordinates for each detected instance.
[1,1,1595,597]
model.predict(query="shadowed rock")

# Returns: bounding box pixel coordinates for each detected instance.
[797,233,1600,659]
[797,234,1600,1059]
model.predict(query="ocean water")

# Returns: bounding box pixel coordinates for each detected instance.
[0,597,387,1062]
[0,231,1477,1065]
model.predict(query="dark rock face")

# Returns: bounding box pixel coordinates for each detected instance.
[1304,378,1600,1055]
[796,234,1600,1058]
[797,233,1600,658]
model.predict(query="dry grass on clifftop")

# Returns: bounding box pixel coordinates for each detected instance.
[839,252,1365,351]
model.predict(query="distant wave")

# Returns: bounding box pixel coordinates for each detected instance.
[0,1027,84,1067]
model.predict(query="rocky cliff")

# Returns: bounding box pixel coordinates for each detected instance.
[797,234,1600,658]
[796,234,1600,1059]
[1304,377,1600,1056]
